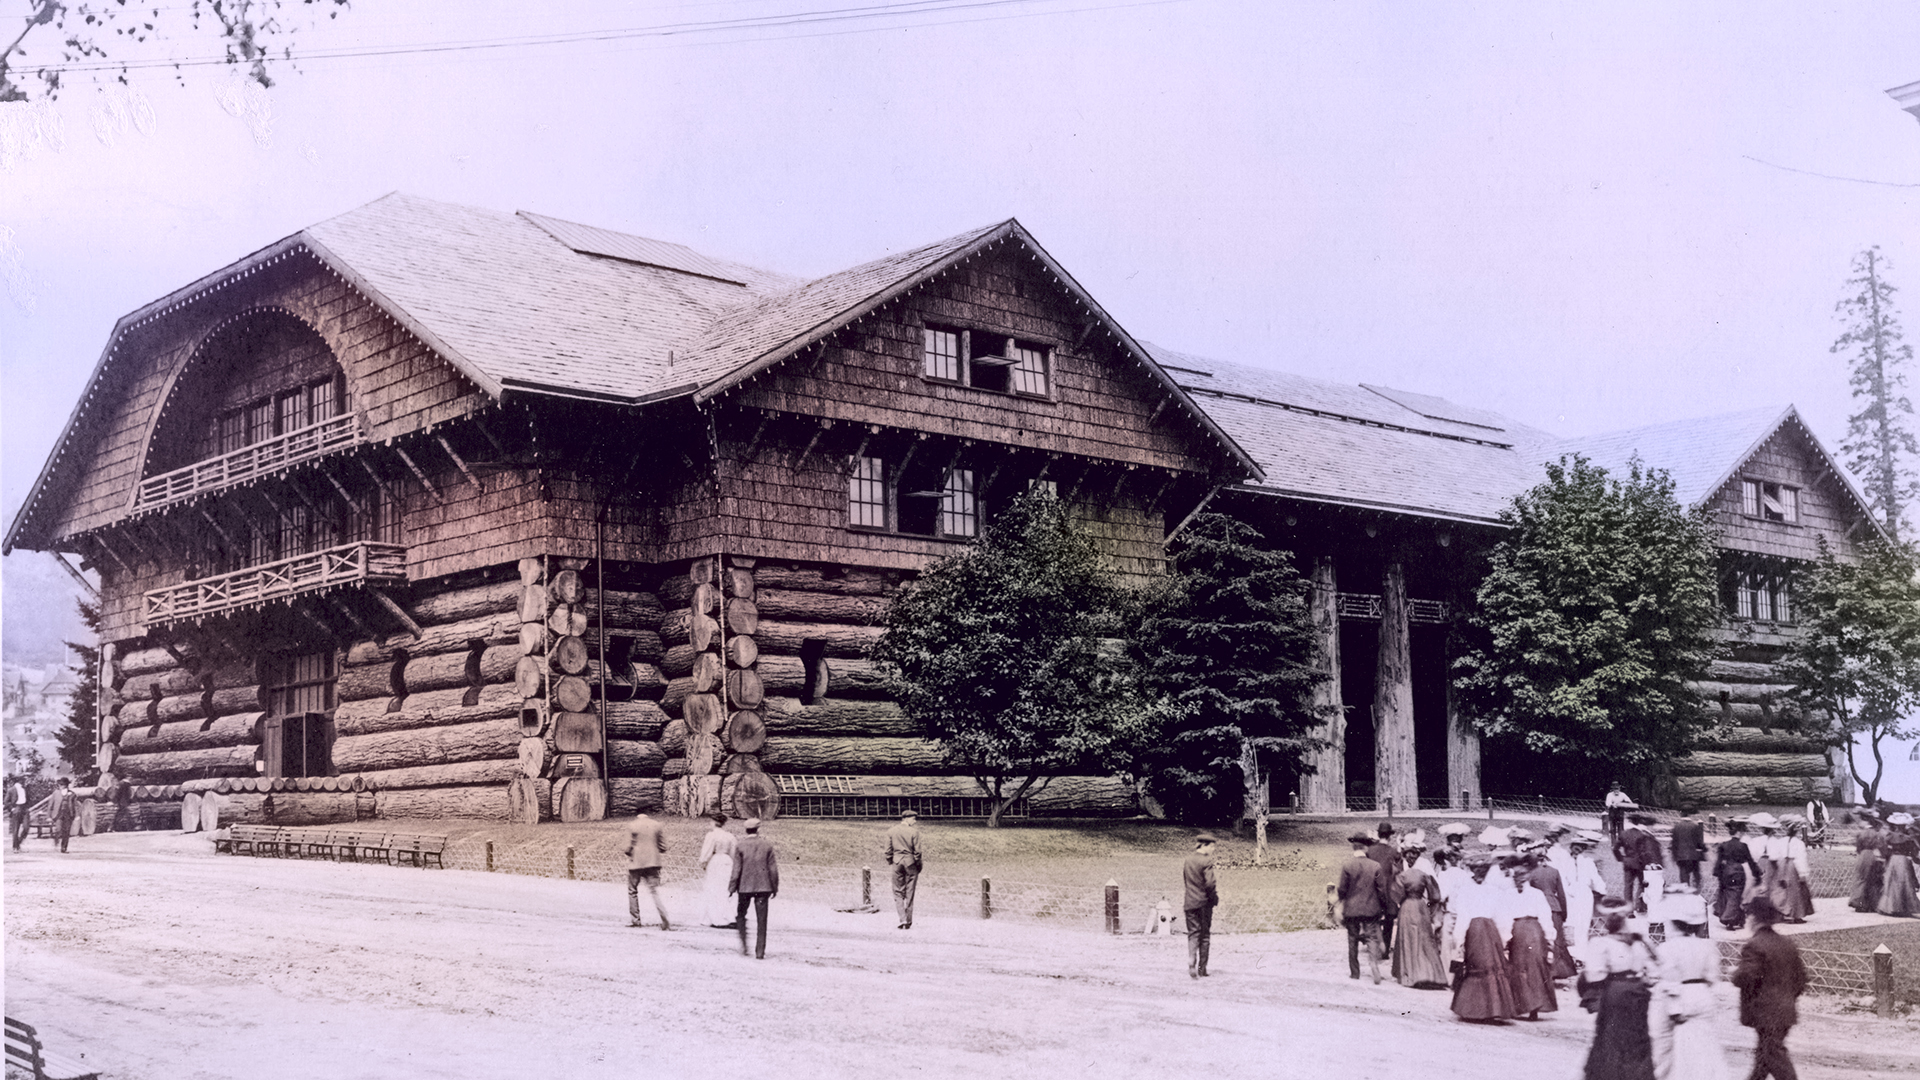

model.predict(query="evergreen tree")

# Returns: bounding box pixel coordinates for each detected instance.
[1453,456,1721,789]
[1835,246,1919,540]
[1775,539,1920,807]
[1134,513,1326,825]
[870,489,1156,826]
[54,597,102,779]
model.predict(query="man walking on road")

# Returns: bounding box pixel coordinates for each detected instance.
[624,810,671,929]
[49,778,76,854]
[729,818,780,959]
[1183,833,1219,979]
[1671,807,1706,890]
[1366,822,1403,957]
[6,774,29,852]
[885,809,922,929]
[1337,833,1391,984]
[1733,896,1809,1080]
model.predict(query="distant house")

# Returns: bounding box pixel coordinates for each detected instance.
[3,195,1876,826]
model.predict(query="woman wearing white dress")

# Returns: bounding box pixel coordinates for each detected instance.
[698,812,740,927]
[1648,894,1731,1080]
[1564,832,1609,953]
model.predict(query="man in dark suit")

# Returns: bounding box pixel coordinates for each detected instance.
[1671,808,1707,890]
[1337,833,1392,983]
[1365,822,1402,956]
[1523,845,1574,978]
[884,809,923,929]
[729,818,780,959]
[1732,896,1808,1080]
[1616,813,1663,913]
[1183,833,1219,979]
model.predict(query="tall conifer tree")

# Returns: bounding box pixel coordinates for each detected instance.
[1834,246,1918,539]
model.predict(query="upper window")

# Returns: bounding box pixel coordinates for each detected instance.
[1741,479,1798,524]
[208,376,347,458]
[920,325,1051,398]
[939,469,978,538]
[1730,569,1792,624]
[849,456,887,529]
[850,453,979,539]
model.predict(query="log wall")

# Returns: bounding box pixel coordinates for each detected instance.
[1676,658,1838,807]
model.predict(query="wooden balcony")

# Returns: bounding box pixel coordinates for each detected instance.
[133,414,364,513]
[142,541,406,626]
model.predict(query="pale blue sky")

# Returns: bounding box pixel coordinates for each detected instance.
[3,0,1917,795]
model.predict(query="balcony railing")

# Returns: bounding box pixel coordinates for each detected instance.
[1336,592,1451,624]
[133,414,364,513]
[142,541,406,626]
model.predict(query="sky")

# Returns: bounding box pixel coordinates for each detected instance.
[2,0,1918,796]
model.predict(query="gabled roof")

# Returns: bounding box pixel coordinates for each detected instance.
[1554,405,1884,534]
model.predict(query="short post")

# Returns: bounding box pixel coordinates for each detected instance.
[1385,795,1394,819]
[981,877,992,919]
[1105,878,1121,934]
[1488,797,1496,822]
[566,846,576,880]
[485,840,495,872]
[1460,788,1469,812]
[1874,944,1895,1019]
[862,866,872,908]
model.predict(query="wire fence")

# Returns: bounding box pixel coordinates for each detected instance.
[1713,939,1911,1001]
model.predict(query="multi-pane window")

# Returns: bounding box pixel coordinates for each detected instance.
[924,328,962,382]
[940,469,978,537]
[1009,344,1049,396]
[209,376,347,457]
[1730,568,1793,624]
[1741,479,1798,523]
[849,456,887,529]
[1029,478,1058,497]
[263,651,335,779]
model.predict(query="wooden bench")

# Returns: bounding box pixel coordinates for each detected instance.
[390,833,449,868]
[226,824,267,856]
[5,1017,99,1080]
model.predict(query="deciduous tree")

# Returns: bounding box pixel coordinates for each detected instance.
[1134,513,1325,825]
[1453,456,1721,791]
[871,489,1156,826]
[1775,540,1920,807]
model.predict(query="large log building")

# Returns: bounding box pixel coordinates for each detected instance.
[5,195,1878,826]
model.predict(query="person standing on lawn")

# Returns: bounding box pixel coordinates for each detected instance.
[728,818,779,959]
[1670,809,1705,891]
[1502,853,1558,1020]
[1731,896,1808,1080]
[1564,832,1609,953]
[884,809,923,929]
[6,773,28,852]
[624,810,671,930]
[1338,833,1391,984]
[1184,832,1220,979]
[49,778,76,854]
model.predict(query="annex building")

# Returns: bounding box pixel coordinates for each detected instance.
[3,195,1877,826]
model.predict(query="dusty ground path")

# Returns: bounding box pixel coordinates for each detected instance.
[6,834,1915,1080]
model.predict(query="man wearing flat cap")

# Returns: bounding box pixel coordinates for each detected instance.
[728,817,779,958]
[1337,833,1391,983]
[885,809,923,929]
[1183,833,1219,979]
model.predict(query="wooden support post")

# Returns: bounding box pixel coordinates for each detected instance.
[486,840,495,872]
[90,534,134,574]
[1874,944,1894,1018]
[392,445,443,503]
[327,596,375,640]
[1104,879,1120,934]
[1147,396,1170,427]
[436,435,480,489]
[1301,555,1346,813]
[1445,641,1482,811]
[567,845,576,879]
[739,411,772,464]
[368,588,423,640]
[862,866,872,908]
[1374,561,1418,813]
[981,877,993,919]
[798,418,834,464]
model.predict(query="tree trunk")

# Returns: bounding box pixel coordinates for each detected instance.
[547,605,589,638]
[334,684,520,738]
[551,569,585,604]
[691,651,722,692]
[725,598,759,635]
[117,744,256,784]
[603,700,669,740]
[410,579,521,625]
[1373,561,1418,812]
[1672,774,1834,805]
[1670,752,1831,777]
[180,790,202,833]
[1444,661,1482,811]
[1691,727,1828,754]
[340,646,518,702]
[361,758,521,790]
[607,777,665,815]
[116,712,262,755]
[1300,555,1345,813]
[265,792,361,826]
[371,782,518,823]
[751,619,882,658]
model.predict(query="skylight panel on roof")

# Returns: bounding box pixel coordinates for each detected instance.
[517,211,748,285]
[1360,384,1506,432]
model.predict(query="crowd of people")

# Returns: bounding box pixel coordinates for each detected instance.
[1332,815,1825,1080]
[1847,808,1920,917]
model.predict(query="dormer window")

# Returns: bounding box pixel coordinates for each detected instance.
[921,325,1051,398]
[1740,479,1798,523]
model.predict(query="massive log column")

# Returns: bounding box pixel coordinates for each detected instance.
[1444,644,1481,810]
[1373,561,1418,812]
[1299,556,1346,813]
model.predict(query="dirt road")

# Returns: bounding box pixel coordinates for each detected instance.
[6,833,1915,1080]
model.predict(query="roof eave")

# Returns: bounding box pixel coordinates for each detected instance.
[1223,483,1509,528]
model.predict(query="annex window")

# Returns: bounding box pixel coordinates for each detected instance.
[849,456,888,529]
[262,651,336,779]
[1029,478,1058,497]
[1009,344,1050,397]
[1741,479,1798,523]
[939,469,978,537]
[968,334,1015,393]
[924,327,963,383]
[1729,568,1793,624]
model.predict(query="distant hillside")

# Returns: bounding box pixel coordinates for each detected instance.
[2,552,93,665]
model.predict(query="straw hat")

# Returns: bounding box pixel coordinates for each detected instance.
[1747,811,1780,829]
[1888,812,1915,827]
[1661,893,1709,925]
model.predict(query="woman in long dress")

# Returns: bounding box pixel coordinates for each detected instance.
[697,812,739,927]
[1648,895,1731,1080]
[1850,816,1886,913]
[1565,832,1608,954]
[1580,898,1658,1080]
[1712,820,1758,930]
[1432,847,1471,969]
[1777,818,1814,922]
[1391,843,1449,989]
[1502,854,1558,1020]
[1879,816,1920,917]
[1450,854,1517,1022]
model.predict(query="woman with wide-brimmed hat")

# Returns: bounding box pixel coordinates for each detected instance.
[1579,895,1658,1080]
[1649,892,1732,1080]
[1850,811,1887,913]
[1879,813,1920,917]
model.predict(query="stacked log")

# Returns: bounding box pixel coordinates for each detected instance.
[1676,660,1836,806]
[109,641,264,791]
[658,556,787,819]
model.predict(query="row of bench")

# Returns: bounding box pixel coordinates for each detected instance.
[213,824,448,868]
